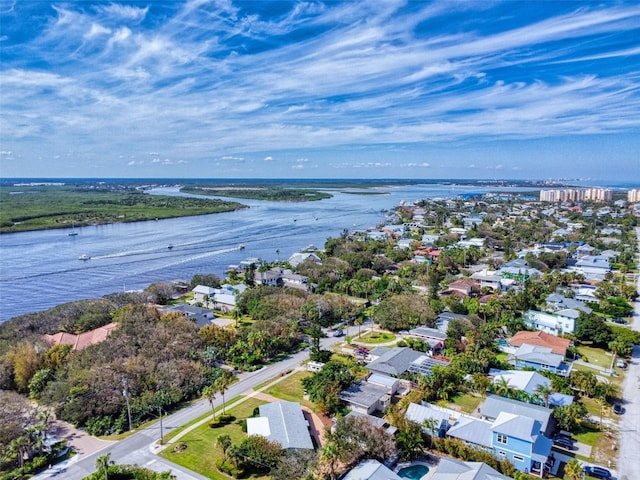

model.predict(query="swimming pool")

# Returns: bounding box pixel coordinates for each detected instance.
[397,464,430,479]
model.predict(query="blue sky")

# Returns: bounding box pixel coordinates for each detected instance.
[1,1,639,181]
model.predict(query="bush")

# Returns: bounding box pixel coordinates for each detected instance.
[215,457,242,477]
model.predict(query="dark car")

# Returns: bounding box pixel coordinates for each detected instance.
[553,437,575,450]
[611,317,628,325]
[583,465,612,479]
[613,403,623,415]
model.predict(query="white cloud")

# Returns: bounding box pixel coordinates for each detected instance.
[97,4,149,21]
[85,23,111,39]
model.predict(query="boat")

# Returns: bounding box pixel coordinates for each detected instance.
[78,254,90,261]
[68,224,78,236]
[167,245,174,250]
[238,244,245,250]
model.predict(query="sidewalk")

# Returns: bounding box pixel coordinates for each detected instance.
[152,365,312,454]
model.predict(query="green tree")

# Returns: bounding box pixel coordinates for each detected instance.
[395,420,425,460]
[215,371,234,416]
[216,434,232,460]
[202,384,217,421]
[565,459,583,480]
[95,452,114,480]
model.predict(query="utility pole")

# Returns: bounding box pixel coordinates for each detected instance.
[121,377,132,432]
[158,406,164,445]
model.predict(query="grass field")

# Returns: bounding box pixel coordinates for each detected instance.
[0,184,246,233]
[161,397,268,480]
[262,371,313,408]
[576,346,613,368]
[445,393,484,414]
[357,331,396,344]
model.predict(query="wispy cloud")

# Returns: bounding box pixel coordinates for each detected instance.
[1,1,638,179]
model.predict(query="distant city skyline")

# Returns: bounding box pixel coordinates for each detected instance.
[1,1,638,180]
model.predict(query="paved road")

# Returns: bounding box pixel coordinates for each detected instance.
[616,227,640,480]
[35,331,354,480]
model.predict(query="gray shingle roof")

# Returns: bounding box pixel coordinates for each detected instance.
[435,458,511,480]
[339,381,388,409]
[480,395,552,433]
[367,347,423,376]
[249,401,313,450]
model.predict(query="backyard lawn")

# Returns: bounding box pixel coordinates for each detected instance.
[439,393,483,414]
[161,397,268,480]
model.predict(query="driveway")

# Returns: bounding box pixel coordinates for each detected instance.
[615,227,640,479]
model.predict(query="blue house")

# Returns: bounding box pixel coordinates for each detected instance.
[406,401,553,477]
[491,412,553,477]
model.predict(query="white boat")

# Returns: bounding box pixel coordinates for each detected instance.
[238,244,245,250]
[78,254,90,261]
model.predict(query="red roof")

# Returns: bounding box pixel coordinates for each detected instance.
[45,322,118,351]
[508,331,570,355]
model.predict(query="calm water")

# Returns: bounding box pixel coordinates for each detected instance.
[0,183,527,323]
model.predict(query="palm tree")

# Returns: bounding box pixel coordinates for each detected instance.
[215,372,233,416]
[320,442,340,480]
[534,384,553,408]
[422,418,439,449]
[216,434,232,460]
[231,308,241,328]
[354,316,364,339]
[565,459,583,480]
[95,453,114,480]
[202,384,217,421]
[494,377,515,399]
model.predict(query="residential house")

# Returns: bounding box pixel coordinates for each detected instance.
[479,395,554,437]
[339,380,391,415]
[163,304,215,328]
[489,412,553,477]
[288,251,322,268]
[508,331,571,356]
[45,322,118,352]
[343,410,398,436]
[576,244,596,259]
[523,309,578,335]
[366,347,424,377]
[192,285,216,304]
[571,255,611,281]
[411,400,553,477]
[442,279,478,298]
[407,327,446,351]
[544,294,592,314]
[246,401,313,450]
[512,344,572,377]
[407,354,451,376]
[488,370,574,407]
[470,269,512,292]
[434,458,511,480]
[366,373,400,395]
[210,283,247,312]
[405,402,456,438]
[342,460,402,480]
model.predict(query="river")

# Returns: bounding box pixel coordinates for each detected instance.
[0,183,530,323]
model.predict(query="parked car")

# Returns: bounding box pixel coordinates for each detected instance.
[616,359,627,369]
[611,317,628,325]
[583,465,612,479]
[613,403,623,415]
[553,437,575,450]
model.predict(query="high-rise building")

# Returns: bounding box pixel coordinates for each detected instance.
[628,189,640,203]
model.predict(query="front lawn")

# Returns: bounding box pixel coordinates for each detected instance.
[161,397,267,480]
[576,346,613,368]
[263,371,314,408]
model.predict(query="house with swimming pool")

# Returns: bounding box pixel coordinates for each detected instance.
[406,402,553,477]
